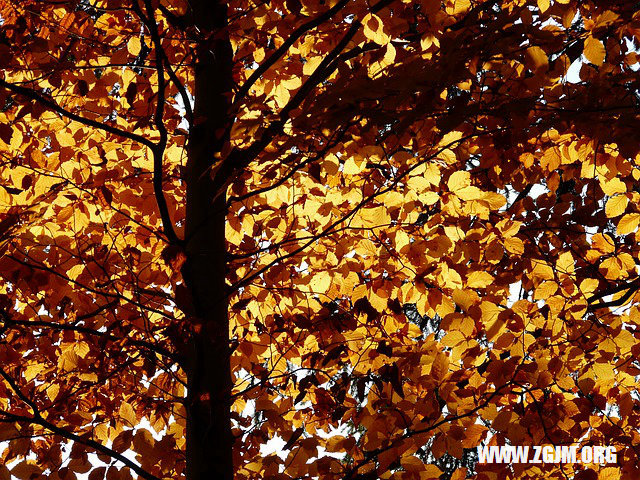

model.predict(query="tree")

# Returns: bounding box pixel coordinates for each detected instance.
[1,0,640,478]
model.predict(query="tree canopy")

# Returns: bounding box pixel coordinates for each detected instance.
[1,0,640,479]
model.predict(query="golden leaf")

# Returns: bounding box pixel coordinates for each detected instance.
[310,271,331,293]
[584,36,606,66]
[556,251,574,276]
[600,177,626,196]
[466,271,494,288]
[504,237,524,254]
[430,352,449,382]
[362,14,390,45]
[447,171,471,192]
[599,467,621,480]
[526,46,548,71]
[534,280,558,300]
[9,128,23,150]
[303,56,322,76]
[447,0,470,15]
[47,383,60,402]
[127,37,142,56]
[419,464,443,479]
[456,185,485,201]
[617,213,640,235]
[579,278,599,295]
[119,402,137,426]
[605,194,628,218]
[537,0,550,12]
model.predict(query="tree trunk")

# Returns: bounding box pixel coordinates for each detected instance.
[182,1,234,479]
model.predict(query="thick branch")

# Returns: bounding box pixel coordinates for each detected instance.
[132,0,181,245]
[0,409,161,480]
[0,310,178,363]
[0,78,155,150]
[587,279,640,311]
[0,367,41,417]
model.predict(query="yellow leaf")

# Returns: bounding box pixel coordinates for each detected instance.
[481,301,505,341]
[362,205,391,228]
[605,194,628,218]
[362,14,390,45]
[591,233,615,253]
[526,46,548,71]
[253,47,265,63]
[599,467,620,480]
[56,130,76,147]
[618,252,635,271]
[310,271,331,293]
[119,402,137,426]
[282,76,302,90]
[24,364,44,382]
[420,35,439,51]
[483,192,506,210]
[504,236,524,254]
[447,171,471,192]
[584,36,606,66]
[58,348,80,371]
[47,383,60,402]
[466,271,494,288]
[600,257,623,280]
[383,42,396,64]
[368,43,396,77]
[556,251,574,276]
[74,342,90,358]
[419,464,443,479]
[537,0,550,12]
[441,330,466,347]
[439,263,462,289]
[9,128,23,150]
[456,185,485,201]
[439,130,464,147]
[430,352,449,382]
[592,362,614,380]
[534,280,558,300]
[452,288,475,310]
[541,148,560,171]
[617,213,640,235]
[424,163,441,185]
[614,329,635,352]
[343,155,365,175]
[0,187,12,206]
[600,177,626,196]
[94,423,109,442]
[447,0,470,15]
[303,56,322,76]
[127,37,142,56]
[273,83,291,107]
[579,278,599,295]
[395,230,410,252]
[419,191,440,205]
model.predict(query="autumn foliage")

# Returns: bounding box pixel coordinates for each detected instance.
[2,0,640,479]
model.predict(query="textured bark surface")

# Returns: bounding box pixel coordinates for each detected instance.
[182,1,234,479]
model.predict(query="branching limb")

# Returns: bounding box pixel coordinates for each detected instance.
[0,409,161,480]
[0,78,155,150]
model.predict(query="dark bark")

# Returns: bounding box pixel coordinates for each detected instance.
[182,1,235,479]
